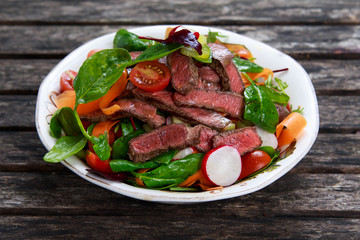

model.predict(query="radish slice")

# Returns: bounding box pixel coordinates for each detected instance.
[202,145,242,186]
[173,147,196,160]
[256,126,278,149]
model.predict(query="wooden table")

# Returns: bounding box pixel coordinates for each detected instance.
[1,1,359,239]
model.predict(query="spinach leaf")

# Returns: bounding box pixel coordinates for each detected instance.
[243,74,279,133]
[148,150,176,165]
[131,43,183,64]
[110,159,160,172]
[49,107,82,138]
[73,111,112,161]
[207,31,225,43]
[91,133,111,160]
[134,153,204,188]
[43,135,87,163]
[259,85,290,106]
[73,48,131,108]
[120,118,135,136]
[112,129,145,159]
[233,57,263,73]
[113,29,149,51]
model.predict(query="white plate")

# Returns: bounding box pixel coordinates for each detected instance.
[36,25,319,203]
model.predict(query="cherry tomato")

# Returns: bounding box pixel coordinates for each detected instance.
[86,150,113,174]
[87,49,103,58]
[60,70,77,92]
[238,150,271,180]
[129,61,171,92]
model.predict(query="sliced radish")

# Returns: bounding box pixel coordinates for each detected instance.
[256,126,278,149]
[173,147,197,160]
[202,145,242,186]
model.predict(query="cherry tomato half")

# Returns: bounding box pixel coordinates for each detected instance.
[238,150,271,180]
[86,150,113,174]
[60,70,77,92]
[129,61,171,92]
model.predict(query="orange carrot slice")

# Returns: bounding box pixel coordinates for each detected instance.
[178,169,215,188]
[91,120,119,138]
[222,43,253,60]
[135,168,150,187]
[100,70,128,115]
[276,112,307,147]
[53,90,101,116]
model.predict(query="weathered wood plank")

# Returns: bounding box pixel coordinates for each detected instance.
[1,132,359,174]
[1,59,360,93]
[0,25,359,56]
[0,172,359,217]
[1,95,359,131]
[0,0,359,24]
[0,215,359,240]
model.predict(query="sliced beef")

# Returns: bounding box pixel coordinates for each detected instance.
[132,88,232,130]
[80,98,165,129]
[208,43,245,94]
[128,123,200,162]
[173,89,244,118]
[167,50,198,93]
[193,125,218,153]
[197,79,222,91]
[133,88,178,113]
[198,66,220,83]
[275,103,290,123]
[208,43,234,66]
[179,107,231,131]
[212,127,262,155]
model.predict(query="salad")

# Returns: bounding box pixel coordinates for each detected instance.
[43,26,306,192]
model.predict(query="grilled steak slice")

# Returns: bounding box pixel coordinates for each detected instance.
[212,127,262,155]
[167,50,198,93]
[179,107,231,131]
[132,88,232,130]
[208,43,245,94]
[198,66,220,83]
[128,123,200,162]
[80,98,165,128]
[197,79,222,91]
[173,89,244,118]
[193,125,218,153]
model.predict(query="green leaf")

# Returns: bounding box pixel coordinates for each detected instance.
[110,159,159,172]
[49,107,81,138]
[135,153,204,188]
[148,150,176,165]
[91,133,111,161]
[206,30,226,43]
[243,74,279,133]
[73,48,131,107]
[120,118,135,137]
[113,29,149,51]
[43,135,87,163]
[233,57,263,73]
[259,85,290,106]
[112,129,145,159]
[131,43,183,64]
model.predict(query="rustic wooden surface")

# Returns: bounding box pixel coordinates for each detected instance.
[0,0,359,239]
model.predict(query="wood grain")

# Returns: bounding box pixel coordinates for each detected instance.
[0,0,359,24]
[0,215,359,239]
[0,172,359,217]
[1,59,360,94]
[0,25,360,57]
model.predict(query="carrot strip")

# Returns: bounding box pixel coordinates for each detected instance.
[135,168,150,187]
[222,43,253,60]
[276,112,307,147]
[100,70,128,115]
[178,169,202,187]
[178,169,215,188]
[198,184,223,191]
[53,90,101,116]
[91,120,120,138]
